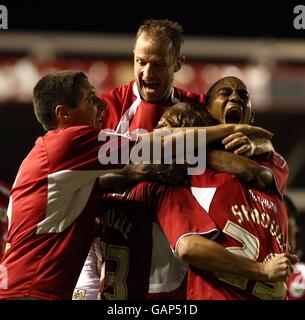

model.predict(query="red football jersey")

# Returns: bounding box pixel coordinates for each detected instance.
[253,151,288,198]
[100,80,205,133]
[98,181,217,300]
[0,126,135,300]
[0,180,10,260]
[188,157,289,300]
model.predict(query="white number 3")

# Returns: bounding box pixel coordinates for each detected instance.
[101,243,129,300]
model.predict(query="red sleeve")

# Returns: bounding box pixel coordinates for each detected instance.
[254,151,289,197]
[154,185,218,251]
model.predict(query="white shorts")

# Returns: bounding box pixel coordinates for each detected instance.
[73,243,100,300]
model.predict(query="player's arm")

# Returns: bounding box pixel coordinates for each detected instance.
[207,149,275,191]
[177,234,298,282]
[99,164,187,188]
[249,137,275,155]
[99,169,135,188]
[99,124,273,188]
[135,124,273,162]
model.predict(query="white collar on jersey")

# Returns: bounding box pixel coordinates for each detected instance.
[115,82,179,134]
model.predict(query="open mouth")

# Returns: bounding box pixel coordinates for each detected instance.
[225,108,242,124]
[143,81,159,91]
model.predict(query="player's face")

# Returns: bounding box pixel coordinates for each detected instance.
[69,79,107,129]
[207,78,252,124]
[133,33,178,103]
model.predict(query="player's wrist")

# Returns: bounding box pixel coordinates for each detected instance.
[256,262,268,282]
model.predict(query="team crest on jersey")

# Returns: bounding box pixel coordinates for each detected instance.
[72,288,86,300]
[289,274,305,298]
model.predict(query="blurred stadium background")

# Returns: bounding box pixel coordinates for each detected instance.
[0,1,304,253]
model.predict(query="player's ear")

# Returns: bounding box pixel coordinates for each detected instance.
[205,102,212,114]
[250,111,255,124]
[55,105,70,121]
[174,55,185,72]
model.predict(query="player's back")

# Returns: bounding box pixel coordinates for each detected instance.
[189,169,289,300]
[99,188,154,300]
[98,181,189,300]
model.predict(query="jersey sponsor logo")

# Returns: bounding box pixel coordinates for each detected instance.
[72,288,86,300]
[289,273,305,298]
[249,189,277,214]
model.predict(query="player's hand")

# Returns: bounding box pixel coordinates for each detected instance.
[262,253,299,282]
[222,132,256,157]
